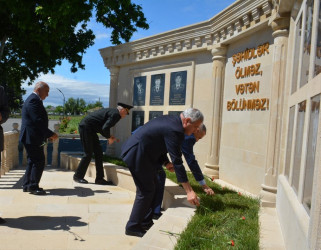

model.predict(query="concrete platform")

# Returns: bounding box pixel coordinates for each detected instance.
[0,168,139,250]
[0,166,285,250]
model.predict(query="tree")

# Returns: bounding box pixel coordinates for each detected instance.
[55,105,63,115]
[64,97,87,115]
[0,0,149,104]
[86,100,103,111]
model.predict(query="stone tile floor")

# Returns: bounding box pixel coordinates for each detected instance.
[0,167,139,250]
[0,167,286,250]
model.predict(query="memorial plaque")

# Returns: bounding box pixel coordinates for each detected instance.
[133,76,146,106]
[149,111,163,120]
[150,74,165,106]
[169,71,187,105]
[168,111,182,116]
[132,111,145,132]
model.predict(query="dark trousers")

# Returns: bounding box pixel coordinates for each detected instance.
[75,125,104,179]
[23,144,45,190]
[126,165,157,232]
[153,166,166,214]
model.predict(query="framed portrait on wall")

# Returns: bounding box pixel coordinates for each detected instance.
[131,111,145,132]
[169,71,187,105]
[149,111,163,120]
[150,74,165,106]
[133,76,146,106]
[168,111,182,116]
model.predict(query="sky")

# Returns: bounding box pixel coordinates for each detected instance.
[22,0,236,108]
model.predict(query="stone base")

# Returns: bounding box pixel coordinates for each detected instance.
[203,164,219,179]
[260,184,277,207]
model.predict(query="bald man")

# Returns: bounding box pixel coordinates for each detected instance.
[20,82,58,195]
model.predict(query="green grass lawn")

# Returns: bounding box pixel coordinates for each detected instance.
[165,170,260,250]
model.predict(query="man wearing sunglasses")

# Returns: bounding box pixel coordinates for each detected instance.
[73,102,132,185]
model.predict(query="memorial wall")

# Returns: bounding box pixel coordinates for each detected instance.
[100,0,321,248]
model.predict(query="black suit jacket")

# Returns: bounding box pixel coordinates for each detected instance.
[19,93,54,145]
[121,115,188,183]
[80,108,121,139]
[0,86,10,151]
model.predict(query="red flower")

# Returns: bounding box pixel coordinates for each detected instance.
[231,240,235,246]
[242,216,245,220]
[211,177,215,181]
[238,192,242,196]
[74,130,77,134]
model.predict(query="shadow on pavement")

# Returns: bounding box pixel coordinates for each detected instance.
[47,187,109,197]
[0,216,87,231]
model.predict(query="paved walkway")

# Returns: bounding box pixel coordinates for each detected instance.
[0,167,140,250]
[0,167,286,250]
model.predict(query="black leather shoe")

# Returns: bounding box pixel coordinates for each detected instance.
[73,175,88,184]
[29,189,46,195]
[95,179,113,185]
[23,187,43,192]
[0,217,6,224]
[125,229,146,237]
[141,221,154,231]
[153,213,162,220]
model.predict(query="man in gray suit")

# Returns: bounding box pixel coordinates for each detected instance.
[0,85,10,223]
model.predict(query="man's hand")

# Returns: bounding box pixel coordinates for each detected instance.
[165,162,174,172]
[187,190,200,206]
[108,135,119,145]
[49,133,58,141]
[202,184,215,195]
[181,182,200,206]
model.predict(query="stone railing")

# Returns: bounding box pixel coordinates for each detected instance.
[0,122,109,178]
[0,123,61,177]
[0,130,20,176]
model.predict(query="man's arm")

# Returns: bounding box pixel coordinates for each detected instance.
[101,112,120,138]
[182,135,214,195]
[164,131,200,206]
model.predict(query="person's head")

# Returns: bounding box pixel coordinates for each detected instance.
[155,77,161,88]
[194,123,206,142]
[180,108,204,135]
[175,74,182,87]
[34,81,49,100]
[117,102,133,118]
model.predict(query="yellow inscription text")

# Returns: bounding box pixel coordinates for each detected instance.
[227,98,269,111]
[235,81,260,95]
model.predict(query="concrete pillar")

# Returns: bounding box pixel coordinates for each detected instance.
[106,66,120,156]
[260,15,290,207]
[203,45,227,179]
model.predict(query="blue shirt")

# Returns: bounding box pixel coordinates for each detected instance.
[181,134,206,185]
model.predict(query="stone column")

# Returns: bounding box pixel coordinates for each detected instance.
[203,45,227,179]
[260,15,290,207]
[106,66,120,156]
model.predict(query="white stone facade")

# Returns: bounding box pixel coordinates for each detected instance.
[99,0,320,249]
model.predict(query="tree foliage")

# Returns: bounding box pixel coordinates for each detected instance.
[0,0,149,108]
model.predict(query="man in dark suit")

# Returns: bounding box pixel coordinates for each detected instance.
[121,108,203,237]
[73,102,133,185]
[20,82,58,195]
[0,85,10,223]
[151,76,163,94]
[153,124,214,219]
